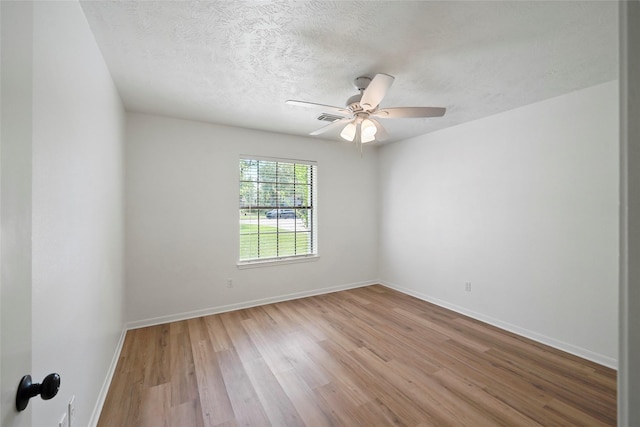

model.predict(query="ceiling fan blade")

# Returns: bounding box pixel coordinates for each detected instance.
[360,73,395,111]
[285,100,350,116]
[369,118,389,141]
[372,107,446,118]
[309,117,352,136]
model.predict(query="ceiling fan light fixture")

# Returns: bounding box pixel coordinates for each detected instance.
[340,122,357,141]
[361,119,377,142]
[361,132,376,143]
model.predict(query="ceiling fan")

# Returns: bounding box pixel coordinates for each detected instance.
[285,73,446,145]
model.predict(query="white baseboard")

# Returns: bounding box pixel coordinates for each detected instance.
[379,280,618,370]
[126,280,377,330]
[88,327,127,427]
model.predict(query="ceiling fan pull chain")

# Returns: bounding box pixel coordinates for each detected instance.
[355,122,362,156]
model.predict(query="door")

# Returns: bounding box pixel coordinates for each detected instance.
[1,2,34,426]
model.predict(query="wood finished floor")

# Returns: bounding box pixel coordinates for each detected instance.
[98,285,616,427]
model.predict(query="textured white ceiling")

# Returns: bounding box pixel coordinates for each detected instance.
[80,1,618,144]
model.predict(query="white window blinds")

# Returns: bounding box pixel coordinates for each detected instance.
[239,157,317,262]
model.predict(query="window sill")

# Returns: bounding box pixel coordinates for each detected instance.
[237,255,319,269]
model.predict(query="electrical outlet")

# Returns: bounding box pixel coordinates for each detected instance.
[465,282,472,292]
[226,278,233,288]
[58,412,67,427]
[67,395,75,427]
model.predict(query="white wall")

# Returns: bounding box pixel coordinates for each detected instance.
[379,81,619,367]
[31,3,125,426]
[125,113,378,324]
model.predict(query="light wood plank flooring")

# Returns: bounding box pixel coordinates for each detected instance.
[98,285,616,426]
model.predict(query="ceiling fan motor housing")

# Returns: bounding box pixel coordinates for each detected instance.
[347,76,373,112]
[346,93,363,112]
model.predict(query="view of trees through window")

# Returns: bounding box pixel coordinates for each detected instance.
[239,158,316,261]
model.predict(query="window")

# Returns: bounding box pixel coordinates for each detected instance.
[239,157,317,263]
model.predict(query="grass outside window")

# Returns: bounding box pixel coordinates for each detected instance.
[240,224,310,260]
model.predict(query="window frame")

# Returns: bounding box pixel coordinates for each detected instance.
[237,155,318,267]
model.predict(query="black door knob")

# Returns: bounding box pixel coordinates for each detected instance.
[15,373,60,411]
